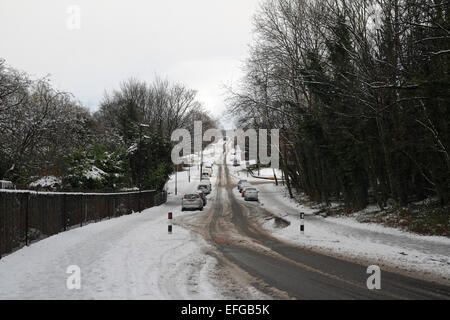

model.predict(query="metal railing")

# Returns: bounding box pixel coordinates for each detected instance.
[0,189,167,258]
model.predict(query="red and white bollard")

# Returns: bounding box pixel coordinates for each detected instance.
[168,212,173,234]
[300,212,305,235]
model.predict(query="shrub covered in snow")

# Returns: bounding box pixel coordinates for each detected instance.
[29,176,62,190]
[62,144,130,191]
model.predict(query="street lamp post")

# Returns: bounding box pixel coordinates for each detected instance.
[175,164,178,196]
[138,124,150,212]
[200,148,204,181]
[138,126,142,213]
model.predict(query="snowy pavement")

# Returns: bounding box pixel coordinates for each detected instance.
[0,152,224,300]
[0,206,215,299]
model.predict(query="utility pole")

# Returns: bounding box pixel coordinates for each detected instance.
[175,164,178,195]
[188,153,191,183]
[200,147,204,181]
[138,125,142,192]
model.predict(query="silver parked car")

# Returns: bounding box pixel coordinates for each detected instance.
[244,187,259,201]
[182,194,204,211]
[241,185,255,198]
[198,181,212,194]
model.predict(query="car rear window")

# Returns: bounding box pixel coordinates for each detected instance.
[185,194,198,200]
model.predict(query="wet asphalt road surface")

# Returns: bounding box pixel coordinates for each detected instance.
[206,163,450,300]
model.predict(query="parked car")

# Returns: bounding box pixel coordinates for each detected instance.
[244,188,259,201]
[0,180,14,189]
[237,180,248,192]
[242,186,254,198]
[202,171,211,179]
[198,190,208,206]
[198,181,212,194]
[182,194,204,211]
[201,179,212,186]
[241,183,252,194]
[205,167,213,176]
[204,163,213,169]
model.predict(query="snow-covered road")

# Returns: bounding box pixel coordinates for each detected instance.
[1,139,449,299]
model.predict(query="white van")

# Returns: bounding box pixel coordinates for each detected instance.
[199,180,212,194]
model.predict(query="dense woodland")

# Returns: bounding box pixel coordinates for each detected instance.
[228,0,449,210]
[0,60,215,191]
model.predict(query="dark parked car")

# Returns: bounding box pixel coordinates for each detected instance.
[198,189,208,206]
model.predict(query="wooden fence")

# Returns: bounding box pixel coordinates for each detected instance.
[0,190,167,258]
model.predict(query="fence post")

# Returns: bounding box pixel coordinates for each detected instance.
[107,196,110,219]
[62,194,67,232]
[128,193,131,215]
[80,195,83,228]
[25,192,30,246]
[113,195,116,218]
[138,190,142,213]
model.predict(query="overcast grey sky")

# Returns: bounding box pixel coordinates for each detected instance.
[0,0,260,121]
